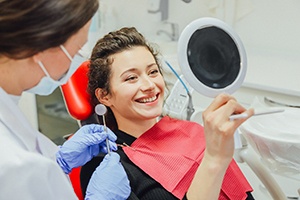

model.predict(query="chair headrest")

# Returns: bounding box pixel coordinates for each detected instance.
[61,60,93,121]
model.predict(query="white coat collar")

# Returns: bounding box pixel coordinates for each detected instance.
[0,87,42,152]
[8,93,21,105]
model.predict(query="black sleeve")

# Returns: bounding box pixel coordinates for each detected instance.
[127,192,139,200]
[246,191,255,200]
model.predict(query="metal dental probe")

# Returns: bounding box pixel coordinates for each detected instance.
[95,104,110,154]
[229,107,285,121]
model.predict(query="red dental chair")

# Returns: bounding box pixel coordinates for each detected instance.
[60,60,97,200]
[61,60,98,126]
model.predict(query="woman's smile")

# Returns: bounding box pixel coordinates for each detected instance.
[135,94,159,103]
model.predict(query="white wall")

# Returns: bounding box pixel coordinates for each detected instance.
[234,0,300,96]
[96,0,300,96]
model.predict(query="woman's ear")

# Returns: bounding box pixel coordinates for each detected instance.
[32,52,44,64]
[95,88,112,106]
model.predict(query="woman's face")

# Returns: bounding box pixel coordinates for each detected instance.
[103,46,165,122]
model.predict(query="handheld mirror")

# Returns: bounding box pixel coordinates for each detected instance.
[178,17,247,97]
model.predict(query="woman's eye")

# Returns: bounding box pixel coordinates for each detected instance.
[149,69,159,75]
[125,76,137,81]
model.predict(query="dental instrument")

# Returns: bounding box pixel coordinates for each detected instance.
[95,104,110,154]
[229,108,285,121]
[231,108,284,149]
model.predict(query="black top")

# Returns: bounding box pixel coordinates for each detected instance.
[80,129,254,200]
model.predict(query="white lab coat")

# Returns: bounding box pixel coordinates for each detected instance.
[0,87,78,200]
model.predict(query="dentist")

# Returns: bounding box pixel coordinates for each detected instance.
[0,0,130,200]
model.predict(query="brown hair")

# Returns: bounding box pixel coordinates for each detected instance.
[0,0,99,59]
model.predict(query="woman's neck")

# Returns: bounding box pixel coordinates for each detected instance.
[116,117,158,138]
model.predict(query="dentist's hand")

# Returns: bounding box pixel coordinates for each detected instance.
[85,152,131,200]
[56,124,117,174]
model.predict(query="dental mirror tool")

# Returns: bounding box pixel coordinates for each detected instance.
[95,104,110,154]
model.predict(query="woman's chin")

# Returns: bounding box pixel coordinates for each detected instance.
[141,110,162,120]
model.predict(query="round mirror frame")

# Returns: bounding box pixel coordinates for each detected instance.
[178,17,247,97]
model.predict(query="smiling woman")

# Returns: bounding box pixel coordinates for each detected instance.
[94,45,165,136]
[81,27,255,200]
[88,27,164,134]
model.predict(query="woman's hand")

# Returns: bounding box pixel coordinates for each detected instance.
[187,93,253,200]
[202,93,254,163]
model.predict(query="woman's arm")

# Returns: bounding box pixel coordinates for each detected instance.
[187,93,254,200]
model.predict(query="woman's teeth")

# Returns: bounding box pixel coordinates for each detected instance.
[138,96,157,103]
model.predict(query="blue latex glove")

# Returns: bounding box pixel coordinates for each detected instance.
[56,124,117,174]
[85,152,131,200]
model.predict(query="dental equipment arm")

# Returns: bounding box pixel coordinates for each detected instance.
[238,148,286,200]
[186,92,195,121]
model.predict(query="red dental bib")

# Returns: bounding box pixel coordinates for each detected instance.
[123,116,252,199]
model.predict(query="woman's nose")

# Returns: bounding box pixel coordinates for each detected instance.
[140,76,155,92]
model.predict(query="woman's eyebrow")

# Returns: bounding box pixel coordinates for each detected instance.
[119,63,157,77]
[119,68,138,77]
[148,63,158,68]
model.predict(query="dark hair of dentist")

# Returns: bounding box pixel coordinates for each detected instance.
[84,27,255,200]
[0,1,130,200]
